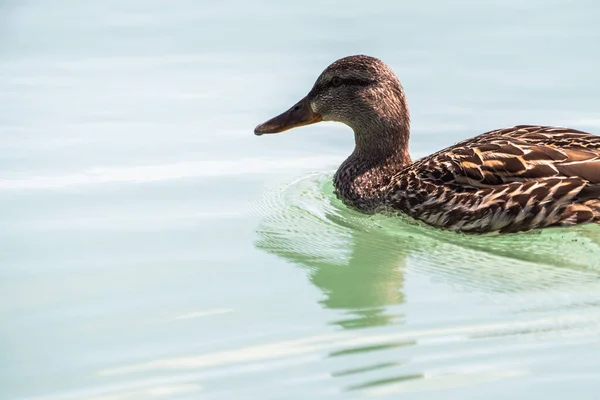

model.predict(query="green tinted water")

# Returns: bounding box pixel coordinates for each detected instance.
[2,0,600,399]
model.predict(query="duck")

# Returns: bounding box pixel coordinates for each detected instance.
[254,55,600,234]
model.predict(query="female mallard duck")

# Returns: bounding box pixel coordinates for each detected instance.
[254,55,600,234]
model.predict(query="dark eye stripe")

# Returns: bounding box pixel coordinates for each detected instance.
[310,77,373,97]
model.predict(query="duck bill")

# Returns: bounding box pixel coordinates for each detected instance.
[254,96,322,135]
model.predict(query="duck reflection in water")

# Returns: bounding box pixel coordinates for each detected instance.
[254,175,600,331]
[254,178,411,330]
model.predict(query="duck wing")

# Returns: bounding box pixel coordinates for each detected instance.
[416,125,600,187]
[390,125,600,233]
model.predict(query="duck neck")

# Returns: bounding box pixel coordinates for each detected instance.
[334,118,412,212]
[353,118,411,165]
[351,86,412,166]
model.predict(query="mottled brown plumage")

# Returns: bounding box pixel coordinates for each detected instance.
[388,125,600,233]
[255,55,600,233]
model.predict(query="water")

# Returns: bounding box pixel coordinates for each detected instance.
[2,0,600,399]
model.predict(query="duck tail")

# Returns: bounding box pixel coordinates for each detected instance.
[585,199,600,223]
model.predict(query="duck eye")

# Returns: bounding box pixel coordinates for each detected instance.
[331,76,342,87]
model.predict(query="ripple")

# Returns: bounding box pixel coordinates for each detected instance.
[247,172,600,393]
[0,156,339,190]
[254,172,600,301]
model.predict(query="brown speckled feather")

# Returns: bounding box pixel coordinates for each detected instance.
[386,125,600,233]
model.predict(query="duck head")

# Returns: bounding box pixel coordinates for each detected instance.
[254,55,410,157]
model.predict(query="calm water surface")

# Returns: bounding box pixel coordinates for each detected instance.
[2,1,600,399]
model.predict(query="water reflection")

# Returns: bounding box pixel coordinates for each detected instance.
[254,173,600,328]
[255,187,409,329]
[253,174,600,392]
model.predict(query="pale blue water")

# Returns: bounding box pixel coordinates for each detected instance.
[2,1,600,399]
